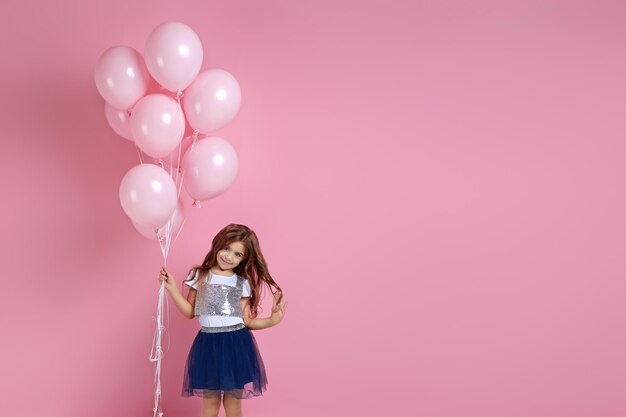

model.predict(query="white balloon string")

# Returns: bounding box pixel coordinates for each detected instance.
[173,94,187,199]
[158,230,166,263]
[176,171,186,200]
[149,113,186,415]
[164,283,171,352]
[135,144,144,164]
[149,281,166,417]
[190,131,199,152]
[162,220,172,355]
[174,137,185,190]
[174,137,187,200]
[173,216,187,245]
[151,218,174,417]
[161,221,171,262]
[176,132,199,200]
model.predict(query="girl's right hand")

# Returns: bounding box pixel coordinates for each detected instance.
[269,291,288,325]
[159,267,177,293]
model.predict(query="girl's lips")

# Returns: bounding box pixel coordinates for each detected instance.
[220,258,232,265]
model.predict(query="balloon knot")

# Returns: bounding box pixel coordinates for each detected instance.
[156,159,165,168]
[192,200,202,208]
[175,90,184,99]
[192,131,199,140]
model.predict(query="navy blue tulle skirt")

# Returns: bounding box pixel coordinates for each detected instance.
[182,323,268,399]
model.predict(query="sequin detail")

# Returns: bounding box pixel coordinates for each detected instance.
[194,272,245,318]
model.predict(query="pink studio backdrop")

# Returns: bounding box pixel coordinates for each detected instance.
[2,1,625,416]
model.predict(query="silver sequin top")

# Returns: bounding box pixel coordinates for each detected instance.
[194,271,245,318]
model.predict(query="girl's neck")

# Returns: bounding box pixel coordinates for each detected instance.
[210,266,235,277]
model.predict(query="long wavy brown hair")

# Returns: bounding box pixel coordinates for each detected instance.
[184,223,283,318]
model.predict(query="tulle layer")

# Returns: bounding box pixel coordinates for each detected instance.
[182,326,268,399]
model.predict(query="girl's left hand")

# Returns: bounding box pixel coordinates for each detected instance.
[270,291,288,325]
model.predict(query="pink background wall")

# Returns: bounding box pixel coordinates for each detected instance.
[2,1,626,416]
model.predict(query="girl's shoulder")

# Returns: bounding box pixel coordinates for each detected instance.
[238,275,252,297]
[234,274,250,284]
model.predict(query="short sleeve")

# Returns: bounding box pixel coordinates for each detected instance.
[184,270,199,290]
[242,279,251,297]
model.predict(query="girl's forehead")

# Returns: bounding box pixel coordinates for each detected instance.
[226,241,246,252]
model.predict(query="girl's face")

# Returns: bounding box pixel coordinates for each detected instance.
[216,241,246,272]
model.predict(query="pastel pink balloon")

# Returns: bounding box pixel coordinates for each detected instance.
[129,94,185,159]
[144,22,203,92]
[119,164,178,229]
[183,69,242,133]
[183,137,239,202]
[94,46,150,110]
[104,102,133,141]
[132,198,185,240]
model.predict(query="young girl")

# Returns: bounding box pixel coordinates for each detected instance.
[159,223,287,417]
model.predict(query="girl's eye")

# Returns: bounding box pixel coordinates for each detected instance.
[236,253,243,258]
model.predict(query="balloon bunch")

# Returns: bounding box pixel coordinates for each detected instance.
[95,21,241,257]
[94,22,242,417]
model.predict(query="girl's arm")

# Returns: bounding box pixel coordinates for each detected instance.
[169,286,197,319]
[240,292,287,330]
[160,267,196,319]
